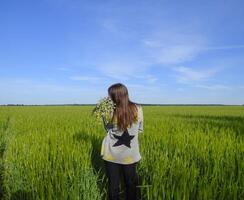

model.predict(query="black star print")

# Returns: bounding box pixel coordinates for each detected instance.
[112,129,135,148]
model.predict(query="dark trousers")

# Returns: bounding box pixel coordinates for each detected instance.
[104,160,139,200]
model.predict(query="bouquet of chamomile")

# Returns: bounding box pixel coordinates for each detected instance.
[92,96,116,126]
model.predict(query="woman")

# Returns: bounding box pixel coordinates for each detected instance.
[100,83,144,200]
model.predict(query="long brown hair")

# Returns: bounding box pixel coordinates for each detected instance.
[108,83,139,131]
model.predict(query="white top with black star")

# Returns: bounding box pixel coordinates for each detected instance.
[100,104,143,164]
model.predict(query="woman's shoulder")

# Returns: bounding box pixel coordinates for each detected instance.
[134,104,143,118]
[135,103,143,110]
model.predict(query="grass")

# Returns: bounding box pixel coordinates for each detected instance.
[0,105,243,200]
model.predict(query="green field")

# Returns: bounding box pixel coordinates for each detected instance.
[0,106,243,200]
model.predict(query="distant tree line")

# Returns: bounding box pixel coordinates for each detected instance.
[0,103,243,106]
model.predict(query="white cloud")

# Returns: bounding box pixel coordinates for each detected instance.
[153,45,202,64]
[172,66,219,83]
[79,21,244,86]
[142,30,244,66]
[142,31,207,65]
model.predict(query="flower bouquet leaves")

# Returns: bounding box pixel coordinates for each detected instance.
[92,96,116,132]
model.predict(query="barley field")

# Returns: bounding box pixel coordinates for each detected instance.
[0,105,243,200]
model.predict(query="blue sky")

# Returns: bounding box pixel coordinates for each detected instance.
[0,0,244,105]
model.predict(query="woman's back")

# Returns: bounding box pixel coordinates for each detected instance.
[101,104,143,164]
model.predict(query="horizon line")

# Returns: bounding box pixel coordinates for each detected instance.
[1,103,243,106]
